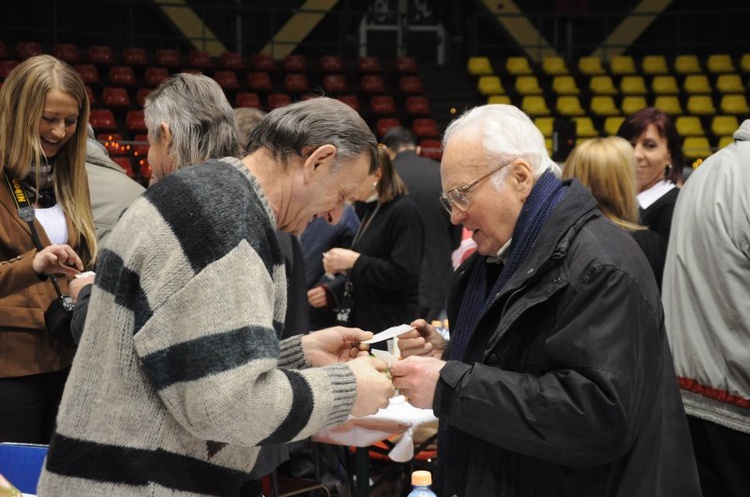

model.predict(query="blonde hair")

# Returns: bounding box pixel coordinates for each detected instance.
[0,55,96,265]
[563,137,643,231]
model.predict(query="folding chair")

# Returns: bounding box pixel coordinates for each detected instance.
[0,443,48,495]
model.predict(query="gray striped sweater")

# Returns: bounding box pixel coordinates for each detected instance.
[38,157,357,496]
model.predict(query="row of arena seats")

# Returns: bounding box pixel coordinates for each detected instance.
[468,53,750,78]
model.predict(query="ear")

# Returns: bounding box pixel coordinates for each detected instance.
[509,159,535,197]
[159,122,172,147]
[303,144,337,182]
[374,166,383,181]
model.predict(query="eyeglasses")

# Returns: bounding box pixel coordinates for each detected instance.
[439,159,514,215]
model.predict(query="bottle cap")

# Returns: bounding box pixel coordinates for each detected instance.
[412,470,432,486]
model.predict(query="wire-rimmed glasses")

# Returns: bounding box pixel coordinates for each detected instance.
[439,159,514,215]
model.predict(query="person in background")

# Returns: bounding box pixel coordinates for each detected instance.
[389,104,700,497]
[317,145,424,348]
[0,55,97,444]
[662,119,750,497]
[39,96,394,497]
[617,107,683,242]
[382,126,461,322]
[563,136,667,289]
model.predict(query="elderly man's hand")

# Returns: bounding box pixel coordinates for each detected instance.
[397,319,447,359]
[68,274,95,302]
[348,355,394,416]
[389,355,445,409]
[301,326,373,366]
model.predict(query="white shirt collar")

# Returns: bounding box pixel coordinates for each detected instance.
[637,180,676,209]
[487,237,512,264]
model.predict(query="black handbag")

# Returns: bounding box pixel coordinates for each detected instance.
[5,174,76,345]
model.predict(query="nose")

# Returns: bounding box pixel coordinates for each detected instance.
[633,143,645,159]
[50,121,66,139]
[450,208,467,225]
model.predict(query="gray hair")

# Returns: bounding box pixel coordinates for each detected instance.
[144,73,241,170]
[246,97,378,173]
[443,104,552,186]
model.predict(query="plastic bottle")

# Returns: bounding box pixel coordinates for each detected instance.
[407,470,437,497]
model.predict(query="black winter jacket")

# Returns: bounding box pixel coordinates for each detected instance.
[434,180,700,497]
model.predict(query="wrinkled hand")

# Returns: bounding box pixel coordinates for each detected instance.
[389,355,445,409]
[307,286,327,308]
[397,319,447,359]
[348,355,394,416]
[32,244,83,278]
[301,326,373,366]
[323,248,360,275]
[68,274,94,302]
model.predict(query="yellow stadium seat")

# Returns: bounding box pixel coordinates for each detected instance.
[487,95,512,105]
[545,138,553,155]
[641,55,668,75]
[711,115,739,136]
[590,95,620,116]
[573,116,599,137]
[542,56,569,75]
[604,116,626,136]
[578,56,605,76]
[589,75,618,95]
[716,74,745,94]
[676,116,705,137]
[515,75,543,95]
[717,135,734,149]
[707,54,735,74]
[621,96,648,115]
[740,54,750,74]
[674,55,701,75]
[686,95,717,116]
[654,95,683,116]
[683,74,712,94]
[683,136,712,160]
[620,75,648,95]
[552,75,580,95]
[610,55,636,75]
[720,94,750,115]
[651,75,679,95]
[506,56,533,76]
[477,75,505,95]
[522,95,551,116]
[556,96,586,116]
[535,117,554,137]
[467,56,493,76]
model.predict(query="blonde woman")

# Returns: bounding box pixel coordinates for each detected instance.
[0,55,96,443]
[564,136,666,288]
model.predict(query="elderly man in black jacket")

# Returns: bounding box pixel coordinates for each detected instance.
[390,104,701,497]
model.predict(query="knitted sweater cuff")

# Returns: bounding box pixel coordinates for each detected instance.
[279,335,309,369]
[323,363,358,426]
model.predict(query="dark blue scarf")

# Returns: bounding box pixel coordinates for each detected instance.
[448,170,566,361]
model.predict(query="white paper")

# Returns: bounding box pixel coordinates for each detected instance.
[370,348,397,365]
[361,324,414,344]
[75,270,96,279]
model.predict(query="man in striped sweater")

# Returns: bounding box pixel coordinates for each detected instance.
[39,97,394,496]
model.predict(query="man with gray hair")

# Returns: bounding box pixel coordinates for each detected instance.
[40,92,394,496]
[389,104,701,496]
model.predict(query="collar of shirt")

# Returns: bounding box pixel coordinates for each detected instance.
[487,237,512,264]
[637,179,676,209]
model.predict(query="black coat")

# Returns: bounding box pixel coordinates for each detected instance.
[639,186,679,242]
[434,180,700,497]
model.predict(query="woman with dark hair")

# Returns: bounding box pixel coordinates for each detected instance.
[617,106,682,241]
[314,145,424,349]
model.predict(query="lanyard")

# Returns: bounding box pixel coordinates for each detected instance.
[350,202,381,249]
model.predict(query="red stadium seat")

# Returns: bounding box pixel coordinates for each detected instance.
[360,75,386,94]
[248,72,273,92]
[283,54,307,73]
[137,158,152,180]
[321,74,348,94]
[398,75,424,94]
[53,44,80,63]
[267,92,292,110]
[108,66,136,86]
[419,139,443,160]
[284,73,309,93]
[136,88,152,107]
[74,64,100,85]
[122,47,148,66]
[395,56,418,74]
[89,109,117,132]
[97,133,128,156]
[336,94,360,112]
[132,134,150,159]
[180,68,203,76]
[88,45,115,65]
[405,96,431,116]
[17,41,43,60]
[144,67,169,87]
[376,118,401,137]
[320,55,344,73]
[154,49,180,68]
[188,50,214,69]
[235,92,262,109]
[214,70,240,90]
[370,95,397,116]
[126,110,147,133]
[220,51,245,69]
[102,87,131,108]
[84,85,97,105]
[357,56,382,73]
[0,60,20,79]
[111,157,135,177]
[251,53,275,71]
[412,118,440,138]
